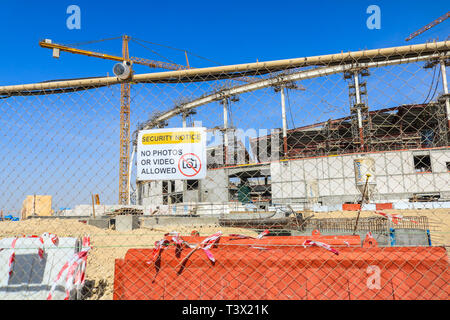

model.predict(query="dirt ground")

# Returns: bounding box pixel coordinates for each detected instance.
[0,208,448,300]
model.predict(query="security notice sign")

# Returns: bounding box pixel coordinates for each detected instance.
[137,127,207,181]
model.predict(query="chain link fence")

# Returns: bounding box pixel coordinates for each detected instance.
[0,41,449,300]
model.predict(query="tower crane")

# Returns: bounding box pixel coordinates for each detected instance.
[40,35,189,205]
[40,36,304,205]
[405,11,449,41]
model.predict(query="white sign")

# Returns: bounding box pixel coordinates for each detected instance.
[137,127,207,181]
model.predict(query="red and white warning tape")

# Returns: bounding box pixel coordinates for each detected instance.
[303,239,339,255]
[3,232,89,300]
[228,234,252,239]
[7,237,18,278]
[7,233,59,280]
[165,231,190,246]
[82,236,91,248]
[47,236,91,301]
[374,211,418,225]
[229,229,270,240]
[42,232,60,246]
[149,231,224,267]
[75,236,91,292]
[151,239,170,260]
[47,249,90,300]
[200,231,222,263]
[256,229,269,239]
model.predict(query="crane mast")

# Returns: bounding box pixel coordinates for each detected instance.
[119,36,131,205]
[405,11,449,41]
[40,35,189,205]
[39,35,270,205]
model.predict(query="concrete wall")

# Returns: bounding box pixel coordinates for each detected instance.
[199,169,228,203]
[139,147,449,208]
[59,204,143,217]
[271,148,450,205]
[141,168,229,207]
[60,200,450,218]
[140,215,219,228]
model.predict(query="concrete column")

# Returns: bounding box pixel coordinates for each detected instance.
[136,181,141,205]
[280,86,288,157]
[182,113,187,128]
[181,113,187,197]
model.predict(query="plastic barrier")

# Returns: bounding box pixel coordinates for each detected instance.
[124,230,361,262]
[114,232,449,300]
[3,215,19,221]
[0,234,91,300]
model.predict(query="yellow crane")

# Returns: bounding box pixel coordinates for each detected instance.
[405,11,449,41]
[40,36,303,205]
[40,35,189,205]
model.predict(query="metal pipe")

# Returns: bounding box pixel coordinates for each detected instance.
[223,98,229,164]
[354,71,365,150]
[353,174,371,235]
[354,72,361,105]
[91,194,96,219]
[440,60,450,130]
[132,41,450,82]
[127,145,136,205]
[0,41,448,94]
[280,86,288,157]
[146,53,448,127]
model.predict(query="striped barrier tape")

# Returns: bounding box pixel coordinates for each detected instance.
[47,248,90,300]
[151,239,170,261]
[42,232,59,246]
[7,238,18,278]
[302,239,339,255]
[175,231,223,275]
[75,236,91,292]
[4,233,87,300]
[200,231,222,263]
[374,211,418,225]
[47,235,90,300]
[256,229,270,239]
[229,229,270,240]
[6,233,58,279]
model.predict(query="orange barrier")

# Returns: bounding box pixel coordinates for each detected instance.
[376,203,393,210]
[114,233,449,300]
[343,203,361,211]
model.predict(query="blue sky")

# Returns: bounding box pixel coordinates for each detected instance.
[1,0,449,85]
[0,1,448,215]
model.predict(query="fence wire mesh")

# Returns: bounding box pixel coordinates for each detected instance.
[0,42,449,300]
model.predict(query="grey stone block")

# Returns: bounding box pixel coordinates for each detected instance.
[87,218,110,229]
[115,215,140,231]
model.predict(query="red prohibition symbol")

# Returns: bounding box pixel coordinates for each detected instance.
[178,153,202,177]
